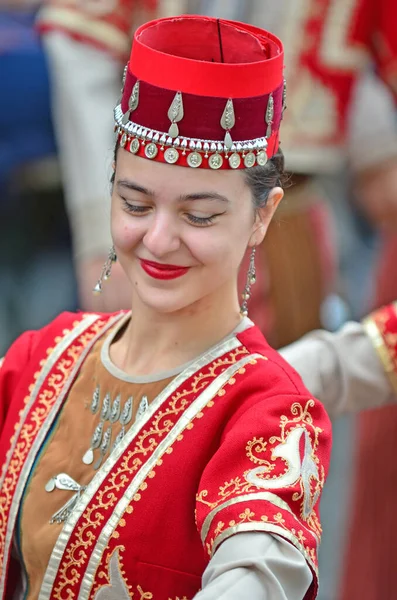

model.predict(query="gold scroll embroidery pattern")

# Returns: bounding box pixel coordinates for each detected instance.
[94,546,191,600]
[197,399,325,541]
[53,347,249,600]
[208,508,317,570]
[0,317,107,576]
[247,400,324,535]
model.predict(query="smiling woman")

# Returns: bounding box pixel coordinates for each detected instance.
[0,14,331,600]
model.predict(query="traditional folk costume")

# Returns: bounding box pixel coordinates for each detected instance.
[0,16,331,600]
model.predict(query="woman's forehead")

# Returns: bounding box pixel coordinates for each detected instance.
[116,150,247,198]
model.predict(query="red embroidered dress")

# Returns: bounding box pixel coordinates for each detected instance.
[0,312,331,599]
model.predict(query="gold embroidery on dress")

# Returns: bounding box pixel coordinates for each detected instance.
[94,548,193,600]
[208,509,317,572]
[94,547,131,599]
[53,347,249,599]
[247,400,323,530]
[0,315,109,585]
[197,399,325,554]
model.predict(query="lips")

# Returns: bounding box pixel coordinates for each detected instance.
[140,259,190,280]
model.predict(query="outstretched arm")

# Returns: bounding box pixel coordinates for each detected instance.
[280,304,397,419]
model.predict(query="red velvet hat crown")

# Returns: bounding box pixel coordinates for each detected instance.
[115,15,285,170]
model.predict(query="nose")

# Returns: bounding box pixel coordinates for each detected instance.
[143,210,181,257]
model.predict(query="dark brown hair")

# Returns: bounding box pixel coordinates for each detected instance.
[244,150,288,210]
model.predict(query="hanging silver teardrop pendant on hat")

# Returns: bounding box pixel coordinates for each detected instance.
[163,92,184,165]
[121,79,140,126]
[45,388,149,523]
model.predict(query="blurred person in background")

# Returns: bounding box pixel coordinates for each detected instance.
[36,0,161,312]
[0,3,78,353]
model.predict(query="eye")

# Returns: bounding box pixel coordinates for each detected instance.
[185,212,225,227]
[121,198,150,215]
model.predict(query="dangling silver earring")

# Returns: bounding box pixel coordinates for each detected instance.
[240,247,256,317]
[93,246,117,295]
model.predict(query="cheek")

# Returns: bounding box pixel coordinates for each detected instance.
[111,210,143,253]
[187,224,249,270]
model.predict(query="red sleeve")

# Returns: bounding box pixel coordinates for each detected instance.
[195,386,331,600]
[0,330,42,435]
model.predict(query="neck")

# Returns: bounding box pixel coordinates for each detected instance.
[111,283,243,376]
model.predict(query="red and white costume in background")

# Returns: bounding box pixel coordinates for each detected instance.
[37,0,159,264]
[38,0,158,62]
[236,0,397,346]
[242,0,397,173]
[0,312,331,599]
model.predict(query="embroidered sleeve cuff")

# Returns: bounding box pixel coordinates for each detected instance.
[363,301,397,395]
[200,495,319,575]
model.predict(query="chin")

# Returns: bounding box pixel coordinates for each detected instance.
[135,288,196,315]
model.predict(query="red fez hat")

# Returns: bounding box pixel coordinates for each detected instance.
[115,15,285,170]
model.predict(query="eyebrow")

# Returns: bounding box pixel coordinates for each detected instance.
[180,192,230,203]
[116,180,229,203]
[117,180,154,195]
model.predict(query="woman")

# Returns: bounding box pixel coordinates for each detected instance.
[0,15,331,599]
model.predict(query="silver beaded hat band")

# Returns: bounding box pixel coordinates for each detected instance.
[115,15,286,170]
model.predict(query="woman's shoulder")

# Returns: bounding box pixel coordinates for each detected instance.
[236,323,312,397]
[1,310,127,374]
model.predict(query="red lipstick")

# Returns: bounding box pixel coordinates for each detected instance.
[140,259,190,280]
